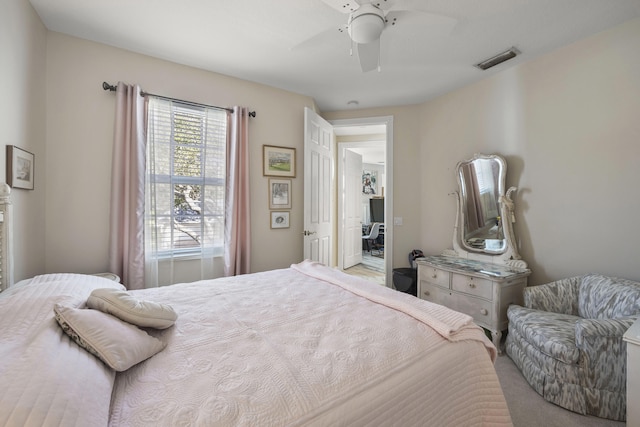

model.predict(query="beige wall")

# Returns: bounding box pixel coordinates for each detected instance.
[420,18,640,285]
[45,33,316,277]
[0,0,47,282]
[327,18,640,285]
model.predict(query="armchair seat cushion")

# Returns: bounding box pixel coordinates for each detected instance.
[507,305,579,365]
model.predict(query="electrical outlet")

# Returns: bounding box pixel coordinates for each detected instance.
[393,217,403,226]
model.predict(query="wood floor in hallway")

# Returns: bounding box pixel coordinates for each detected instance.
[343,252,385,285]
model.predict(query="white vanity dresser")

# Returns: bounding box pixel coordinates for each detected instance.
[417,255,529,349]
[418,154,531,350]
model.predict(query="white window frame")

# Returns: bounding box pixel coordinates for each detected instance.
[146,98,227,260]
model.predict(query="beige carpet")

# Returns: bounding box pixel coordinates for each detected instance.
[494,354,625,427]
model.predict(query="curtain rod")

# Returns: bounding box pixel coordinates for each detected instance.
[102,82,256,117]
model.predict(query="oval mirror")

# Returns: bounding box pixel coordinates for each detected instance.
[457,154,506,254]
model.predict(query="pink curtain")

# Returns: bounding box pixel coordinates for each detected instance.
[224,107,251,276]
[108,82,147,289]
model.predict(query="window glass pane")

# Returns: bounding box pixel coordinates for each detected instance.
[203,186,224,216]
[174,184,201,220]
[205,146,225,178]
[174,220,201,249]
[174,145,201,177]
[155,216,174,252]
[156,183,173,216]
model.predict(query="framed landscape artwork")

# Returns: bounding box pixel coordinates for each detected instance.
[6,145,35,190]
[263,145,296,177]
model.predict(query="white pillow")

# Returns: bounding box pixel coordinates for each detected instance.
[86,288,177,329]
[53,303,166,371]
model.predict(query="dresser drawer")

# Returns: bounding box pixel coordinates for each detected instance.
[451,274,493,300]
[420,285,494,326]
[418,282,448,305]
[418,266,450,288]
[447,294,494,326]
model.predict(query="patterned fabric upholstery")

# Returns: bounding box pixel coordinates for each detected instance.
[506,274,640,421]
[578,274,640,319]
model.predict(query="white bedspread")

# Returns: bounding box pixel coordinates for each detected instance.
[108,261,511,426]
[0,263,511,426]
[0,274,125,427]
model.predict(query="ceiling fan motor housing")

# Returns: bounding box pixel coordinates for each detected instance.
[348,4,385,44]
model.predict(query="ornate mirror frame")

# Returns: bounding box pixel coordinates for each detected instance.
[447,153,527,269]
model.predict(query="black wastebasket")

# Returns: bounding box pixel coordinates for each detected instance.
[393,268,417,296]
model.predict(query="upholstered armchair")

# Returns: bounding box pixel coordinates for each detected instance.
[505,274,640,421]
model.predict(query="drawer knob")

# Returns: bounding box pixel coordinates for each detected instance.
[468,283,476,288]
[480,308,488,316]
[432,273,437,279]
[424,290,430,296]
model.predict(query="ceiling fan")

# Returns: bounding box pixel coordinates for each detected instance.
[318,0,457,72]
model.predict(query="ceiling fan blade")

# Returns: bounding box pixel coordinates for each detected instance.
[290,24,348,51]
[357,39,380,72]
[385,10,457,35]
[320,0,362,14]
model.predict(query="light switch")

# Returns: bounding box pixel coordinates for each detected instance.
[393,217,403,226]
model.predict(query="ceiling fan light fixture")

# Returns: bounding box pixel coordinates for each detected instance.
[348,5,385,44]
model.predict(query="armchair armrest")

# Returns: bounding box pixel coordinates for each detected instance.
[576,317,635,343]
[574,317,636,391]
[523,276,581,314]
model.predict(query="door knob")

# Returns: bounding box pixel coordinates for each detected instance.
[303,230,317,236]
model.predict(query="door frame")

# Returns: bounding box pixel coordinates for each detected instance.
[331,116,394,287]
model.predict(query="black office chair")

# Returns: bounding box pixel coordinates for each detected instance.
[362,223,382,253]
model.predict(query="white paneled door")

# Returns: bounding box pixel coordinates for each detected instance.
[342,149,363,269]
[303,108,334,265]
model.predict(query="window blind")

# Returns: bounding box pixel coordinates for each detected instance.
[146,97,227,256]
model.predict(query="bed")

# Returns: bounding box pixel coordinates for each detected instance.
[0,192,511,426]
[0,262,511,426]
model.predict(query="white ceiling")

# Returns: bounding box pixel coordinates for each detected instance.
[29,0,640,112]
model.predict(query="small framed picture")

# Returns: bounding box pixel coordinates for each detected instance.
[268,178,292,210]
[6,145,35,190]
[270,211,290,229]
[263,145,296,177]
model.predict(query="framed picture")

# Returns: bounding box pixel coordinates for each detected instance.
[270,211,290,229]
[362,170,378,195]
[6,145,34,190]
[268,178,292,210]
[263,145,296,177]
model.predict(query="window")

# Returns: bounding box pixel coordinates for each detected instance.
[146,98,227,257]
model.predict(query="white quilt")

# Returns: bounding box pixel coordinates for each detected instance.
[0,262,512,426]
[110,261,511,426]
[0,274,125,427]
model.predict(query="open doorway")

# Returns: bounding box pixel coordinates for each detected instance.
[332,117,392,286]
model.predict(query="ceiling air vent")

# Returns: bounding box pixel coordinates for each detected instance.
[475,47,520,70]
